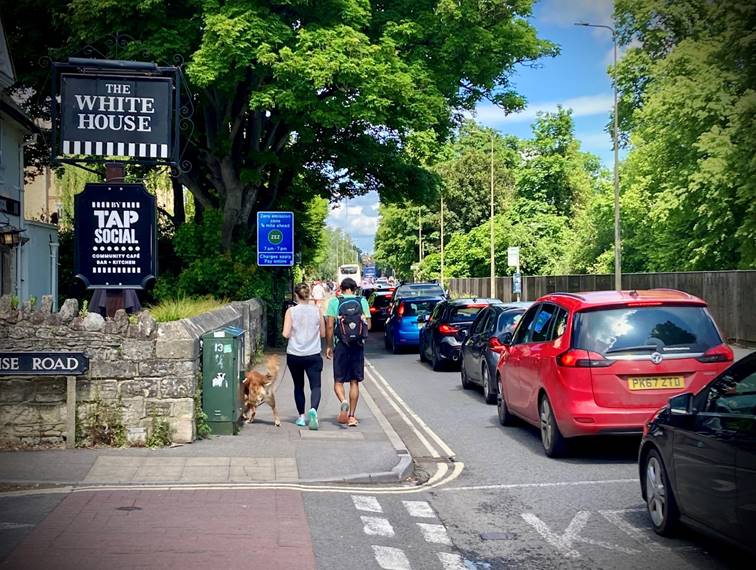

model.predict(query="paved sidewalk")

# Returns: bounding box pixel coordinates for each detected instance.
[0,352,410,487]
[2,489,315,570]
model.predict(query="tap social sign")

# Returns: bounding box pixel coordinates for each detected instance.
[74,183,157,289]
[61,74,172,159]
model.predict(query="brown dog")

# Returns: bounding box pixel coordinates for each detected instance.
[242,355,281,427]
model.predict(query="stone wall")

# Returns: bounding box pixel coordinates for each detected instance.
[0,296,264,447]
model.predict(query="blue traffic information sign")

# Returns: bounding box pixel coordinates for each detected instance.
[257,211,294,266]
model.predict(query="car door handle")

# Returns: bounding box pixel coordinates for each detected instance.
[696,440,704,448]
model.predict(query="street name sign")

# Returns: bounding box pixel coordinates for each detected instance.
[61,74,173,159]
[0,352,89,376]
[257,211,294,266]
[74,183,157,289]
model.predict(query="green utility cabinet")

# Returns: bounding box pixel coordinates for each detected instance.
[201,326,245,435]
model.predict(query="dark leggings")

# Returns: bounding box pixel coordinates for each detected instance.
[286,353,323,414]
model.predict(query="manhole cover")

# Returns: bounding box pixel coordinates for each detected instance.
[115,506,142,512]
[480,531,515,541]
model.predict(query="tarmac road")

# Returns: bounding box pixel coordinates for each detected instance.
[303,332,753,569]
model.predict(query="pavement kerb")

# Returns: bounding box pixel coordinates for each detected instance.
[271,350,415,484]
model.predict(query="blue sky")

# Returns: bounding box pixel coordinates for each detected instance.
[329,0,617,254]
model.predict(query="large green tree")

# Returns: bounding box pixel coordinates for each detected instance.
[4,0,555,251]
[614,0,756,269]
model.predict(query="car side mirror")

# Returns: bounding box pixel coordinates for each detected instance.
[422,314,430,323]
[460,329,469,339]
[669,392,693,416]
[500,332,514,346]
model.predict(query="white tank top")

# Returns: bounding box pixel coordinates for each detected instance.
[287,303,322,356]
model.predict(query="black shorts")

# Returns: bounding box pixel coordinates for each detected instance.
[333,342,365,382]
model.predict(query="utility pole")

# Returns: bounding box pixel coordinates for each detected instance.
[490,132,496,298]
[575,21,622,290]
[418,208,423,263]
[440,196,445,289]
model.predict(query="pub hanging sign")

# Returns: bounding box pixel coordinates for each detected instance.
[51,58,180,166]
[74,183,157,290]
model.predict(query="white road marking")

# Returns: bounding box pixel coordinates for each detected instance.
[363,366,440,458]
[437,552,466,570]
[372,545,412,570]
[442,479,636,492]
[352,495,383,513]
[402,500,435,518]
[599,508,696,552]
[0,522,34,530]
[522,511,640,559]
[361,515,395,537]
[366,359,456,458]
[417,522,452,545]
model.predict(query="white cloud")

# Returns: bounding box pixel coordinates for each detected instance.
[328,192,381,247]
[475,93,613,124]
[538,0,614,33]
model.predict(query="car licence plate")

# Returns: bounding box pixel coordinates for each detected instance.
[627,376,685,391]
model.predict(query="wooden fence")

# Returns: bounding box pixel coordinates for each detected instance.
[447,271,756,345]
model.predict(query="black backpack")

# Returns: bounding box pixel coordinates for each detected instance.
[336,297,367,346]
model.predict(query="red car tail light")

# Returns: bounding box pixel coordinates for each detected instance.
[696,343,734,363]
[488,337,507,353]
[558,349,613,368]
[626,301,663,307]
[438,324,459,335]
[398,303,405,317]
[370,306,377,314]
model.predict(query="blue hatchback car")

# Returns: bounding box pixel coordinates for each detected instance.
[384,296,442,354]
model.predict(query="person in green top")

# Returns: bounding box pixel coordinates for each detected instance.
[325,278,371,426]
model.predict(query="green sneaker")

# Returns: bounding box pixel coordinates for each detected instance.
[307,408,319,430]
[295,416,306,427]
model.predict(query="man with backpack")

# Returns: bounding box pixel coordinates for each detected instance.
[325,277,371,426]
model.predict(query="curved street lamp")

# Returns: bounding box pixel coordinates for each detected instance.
[575,21,622,291]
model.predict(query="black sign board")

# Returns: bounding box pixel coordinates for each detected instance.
[74,183,157,289]
[0,352,89,376]
[60,74,172,160]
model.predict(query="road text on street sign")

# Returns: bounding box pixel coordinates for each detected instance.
[74,183,157,289]
[61,74,172,159]
[257,211,294,266]
[0,352,89,376]
[507,246,520,268]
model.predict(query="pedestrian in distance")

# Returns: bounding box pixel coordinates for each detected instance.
[311,279,326,309]
[325,277,371,427]
[282,283,325,430]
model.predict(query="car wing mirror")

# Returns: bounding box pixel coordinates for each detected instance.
[669,392,694,416]
[500,332,514,346]
[460,329,469,339]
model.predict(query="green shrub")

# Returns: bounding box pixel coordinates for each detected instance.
[148,296,229,322]
[146,409,173,448]
[194,382,211,440]
[78,392,127,448]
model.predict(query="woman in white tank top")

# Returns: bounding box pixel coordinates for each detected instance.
[282,283,325,429]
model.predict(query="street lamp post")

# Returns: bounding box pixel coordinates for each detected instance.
[490,132,496,298]
[575,21,622,291]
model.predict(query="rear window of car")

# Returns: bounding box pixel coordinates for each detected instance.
[372,295,392,308]
[401,300,437,317]
[573,305,722,356]
[449,304,486,323]
[396,285,444,298]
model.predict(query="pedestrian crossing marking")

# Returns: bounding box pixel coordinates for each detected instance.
[417,522,452,545]
[361,515,395,537]
[402,500,435,518]
[352,495,383,513]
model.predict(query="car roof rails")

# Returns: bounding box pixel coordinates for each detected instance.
[549,291,586,301]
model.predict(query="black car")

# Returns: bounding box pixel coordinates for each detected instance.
[638,351,756,555]
[419,298,496,371]
[367,290,394,329]
[460,302,531,404]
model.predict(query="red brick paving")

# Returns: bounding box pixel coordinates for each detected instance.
[2,489,316,569]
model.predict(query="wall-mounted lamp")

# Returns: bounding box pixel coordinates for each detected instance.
[0,228,27,248]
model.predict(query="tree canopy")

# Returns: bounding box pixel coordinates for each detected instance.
[4,0,556,251]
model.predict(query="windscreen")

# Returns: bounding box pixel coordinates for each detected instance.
[449,304,486,323]
[373,295,392,308]
[396,285,444,297]
[573,306,722,356]
[401,300,438,318]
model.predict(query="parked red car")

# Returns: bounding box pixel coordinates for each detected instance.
[495,290,733,457]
